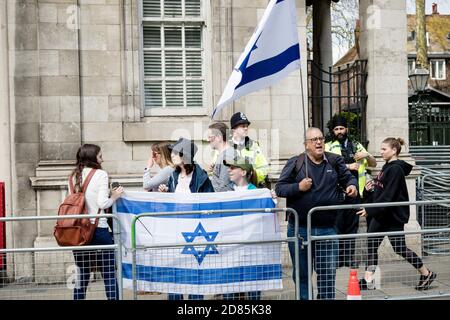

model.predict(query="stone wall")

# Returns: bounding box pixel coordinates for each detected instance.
[1,0,309,282]
[1,0,420,286]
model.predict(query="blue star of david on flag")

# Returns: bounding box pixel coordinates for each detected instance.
[181,223,219,265]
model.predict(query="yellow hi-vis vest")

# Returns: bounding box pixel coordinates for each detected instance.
[231,138,269,186]
[325,140,368,197]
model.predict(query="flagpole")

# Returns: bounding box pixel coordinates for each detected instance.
[299,46,309,179]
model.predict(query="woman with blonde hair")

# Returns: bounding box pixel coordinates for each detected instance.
[143,142,175,191]
[357,137,436,291]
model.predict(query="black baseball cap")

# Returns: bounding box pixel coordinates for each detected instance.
[168,137,198,164]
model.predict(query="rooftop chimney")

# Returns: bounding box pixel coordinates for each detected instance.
[432,3,439,15]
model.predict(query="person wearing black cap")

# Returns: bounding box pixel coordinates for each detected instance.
[158,137,214,194]
[229,112,270,188]
[158,137,214,301]
[325,114,377,268]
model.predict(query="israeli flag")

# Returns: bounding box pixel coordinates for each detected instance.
[115,189,282,295]
[212,0,300,118]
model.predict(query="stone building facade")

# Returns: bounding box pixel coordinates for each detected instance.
[0,0,414,282]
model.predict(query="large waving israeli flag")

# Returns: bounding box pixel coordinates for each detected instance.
[115,189,282,295]
[212,0,300,118]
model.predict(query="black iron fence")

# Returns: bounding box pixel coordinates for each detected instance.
[308,59,368,145]
[409,94,450,146]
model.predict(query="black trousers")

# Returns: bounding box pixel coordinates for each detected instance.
[335,196,360,268]
[366,218,423,270]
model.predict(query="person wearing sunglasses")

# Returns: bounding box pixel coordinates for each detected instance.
[158,137,214,300]
[143,142,175,192]
[276,127,357,300]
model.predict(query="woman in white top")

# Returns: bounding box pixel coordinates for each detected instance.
[143,142,175,191]
[70,144,123,300]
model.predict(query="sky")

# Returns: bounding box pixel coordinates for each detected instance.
[406,0,450,14]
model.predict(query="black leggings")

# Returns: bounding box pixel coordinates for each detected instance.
[367,218,423,270]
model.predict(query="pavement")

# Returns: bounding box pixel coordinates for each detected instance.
[1,254,449,300]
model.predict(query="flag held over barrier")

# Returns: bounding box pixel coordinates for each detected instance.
[115,189,282,295]
[212,0,301,118]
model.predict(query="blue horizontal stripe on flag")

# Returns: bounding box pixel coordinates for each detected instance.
[116,197,275,218]
[236,43,300,90]
[122,263,282,284]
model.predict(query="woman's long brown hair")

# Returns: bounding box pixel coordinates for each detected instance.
[71,144,102,192]
[152,142,174,168]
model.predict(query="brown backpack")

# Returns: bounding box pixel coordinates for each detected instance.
[54,169,99,246]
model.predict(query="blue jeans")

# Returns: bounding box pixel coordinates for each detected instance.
[73,227,118,300]
[287,224,338,300]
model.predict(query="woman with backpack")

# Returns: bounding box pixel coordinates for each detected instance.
[357,137,436,291]
[70,144,124,300]
[158,137,214,300]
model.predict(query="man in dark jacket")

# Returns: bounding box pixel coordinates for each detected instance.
[275,127,357,300]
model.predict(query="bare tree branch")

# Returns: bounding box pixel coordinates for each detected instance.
[306,0,359,60]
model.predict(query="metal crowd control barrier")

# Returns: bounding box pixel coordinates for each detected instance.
[0,214,124,300]
[130,208,300,300]
[418,174,450,255]
[306,200,450,300]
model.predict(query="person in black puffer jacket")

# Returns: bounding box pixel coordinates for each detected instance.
[357,137,436,291]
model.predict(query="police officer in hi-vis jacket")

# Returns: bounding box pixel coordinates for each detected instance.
[325,115,377,268]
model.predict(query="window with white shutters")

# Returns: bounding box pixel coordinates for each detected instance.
[141,0,205,115]
[430,60,446,80]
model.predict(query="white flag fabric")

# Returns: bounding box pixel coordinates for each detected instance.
[212,0,300,118]
[115,189,282,295]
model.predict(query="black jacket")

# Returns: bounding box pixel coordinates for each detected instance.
[275,153,357,227]
[365,160,413,226]
[167,163,215,193]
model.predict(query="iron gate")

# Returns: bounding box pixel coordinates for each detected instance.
[308,59,368,145]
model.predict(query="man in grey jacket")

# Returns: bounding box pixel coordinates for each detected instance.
[207,122,235,192]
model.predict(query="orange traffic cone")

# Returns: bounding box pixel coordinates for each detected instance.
[347,269,362,300]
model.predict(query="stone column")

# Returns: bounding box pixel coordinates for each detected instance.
[312,0,333,130]
[8,0,40,281]
[38,0,81,161]
[31,0,82,258]
[359,0,421,258]
[0,0,12,214]
[0,0,14,279]
[359,0,409,152]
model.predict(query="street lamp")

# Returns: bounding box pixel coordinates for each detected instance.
[409,67,429,93]
[408,67,430,146]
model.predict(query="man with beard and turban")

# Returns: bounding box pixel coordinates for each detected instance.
[325,115,377,268]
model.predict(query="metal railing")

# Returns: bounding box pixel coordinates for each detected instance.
[129,208,300,300]
[417,174,450,255]
[0,214,124,300]
[306,200,450,300]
